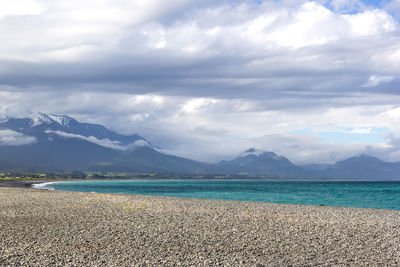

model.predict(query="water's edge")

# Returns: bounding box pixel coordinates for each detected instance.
[32,180,400,210]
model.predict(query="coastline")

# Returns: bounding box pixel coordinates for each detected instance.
[29,179,400,211]
[1,186,399,265]
[0,179,40,188]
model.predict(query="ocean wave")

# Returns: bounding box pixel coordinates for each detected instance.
[31,182,57,190]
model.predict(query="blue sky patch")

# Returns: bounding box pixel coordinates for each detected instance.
[294,127,390,144]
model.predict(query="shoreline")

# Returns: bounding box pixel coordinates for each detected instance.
[0,179,39,188]
[3,178,398,190]
[28,179,400,211]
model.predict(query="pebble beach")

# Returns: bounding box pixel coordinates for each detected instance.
[0,186,399,266]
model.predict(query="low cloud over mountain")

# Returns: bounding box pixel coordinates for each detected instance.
[0,129,36,146]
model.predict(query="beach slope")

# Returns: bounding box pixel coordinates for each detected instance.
[0,187,399,266]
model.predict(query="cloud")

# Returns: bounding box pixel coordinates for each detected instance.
[0,130,36,146]
[45,130,149,151]
[0,1,398,98]
[0,1,400,164]
[361,133,400,162]
[0,0,44,18]
[362,75,394,87]
[349,127,372,134]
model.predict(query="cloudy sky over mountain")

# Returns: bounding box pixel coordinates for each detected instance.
[1,0,400,164]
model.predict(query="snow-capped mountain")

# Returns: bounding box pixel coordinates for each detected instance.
[28,112,73,128]
[0,112,151,170]
[0,112,151,149]
[0,112,208,172]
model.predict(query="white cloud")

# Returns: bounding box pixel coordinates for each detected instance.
[181,98,219,113]
[0,1,397,63]
[44,130,149,151]
[344,9,397,35]
[362,75,394,87]
[0,130,36,146]
[349,127,372,134]
[0,0,44,18]
[0,0,204,62]
[361,133,400,162]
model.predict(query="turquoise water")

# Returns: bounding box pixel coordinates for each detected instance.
[47,180,400,210]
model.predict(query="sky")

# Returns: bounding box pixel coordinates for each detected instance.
[0,0,400,164]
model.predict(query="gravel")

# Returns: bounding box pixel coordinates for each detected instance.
[0,187,399,266]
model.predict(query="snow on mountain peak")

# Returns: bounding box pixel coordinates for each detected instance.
[48,114,72,127]
[34,112,53,125]
[27,112,73,127]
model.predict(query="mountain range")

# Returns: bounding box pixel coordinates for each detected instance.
[0,113,399,180]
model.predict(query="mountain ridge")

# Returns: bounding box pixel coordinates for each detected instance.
[0,113,399,180]
[0,112,151,148]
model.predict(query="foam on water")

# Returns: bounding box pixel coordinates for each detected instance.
[31,182,58,190]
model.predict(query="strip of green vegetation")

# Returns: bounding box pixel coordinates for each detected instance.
[0,171,314,181]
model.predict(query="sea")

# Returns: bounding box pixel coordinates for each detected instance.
[37,180,400,210]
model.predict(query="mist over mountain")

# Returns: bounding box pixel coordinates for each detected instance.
[0,113,399,180]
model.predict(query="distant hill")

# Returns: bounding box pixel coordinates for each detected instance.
[92,146,213,174]
[317,155,400,180]
[0,113,399,180]
[217,148,305,177]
